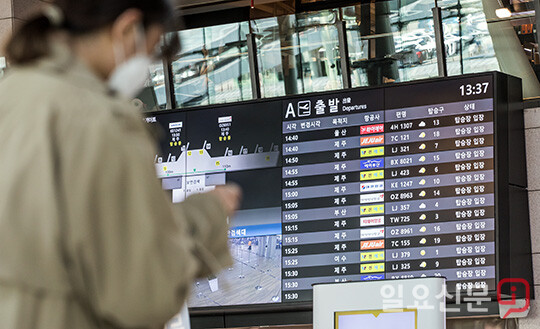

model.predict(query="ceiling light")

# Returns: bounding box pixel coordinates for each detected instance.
[496,8,512,18]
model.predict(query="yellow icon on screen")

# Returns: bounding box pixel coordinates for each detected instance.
[163,166,167,172]
[419,214,427,220]
[419,167,426,174]
[170,142,173,147]
[419,132,426,138]
[419,179,426,185]
[419,226,427,233]
[420,238,427,245]
[419,156,426,162]
[420,262,427,268]
[361,147,384,158]
[219,137,223,141]
[199,150,204,155]
[187,151,192,156]
[228,136,231,140]
[419,143,426,150]
[419,191,426,197]
[174,142,177,146]
[216,161,220,166]
[361,170,384,181]
[420,250,426,256]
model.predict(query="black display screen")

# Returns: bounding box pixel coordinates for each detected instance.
[148,102,284,307]
[145,72,528,310]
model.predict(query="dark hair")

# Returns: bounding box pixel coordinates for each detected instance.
[6,0,179,65]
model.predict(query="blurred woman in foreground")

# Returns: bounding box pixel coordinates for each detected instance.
[0,1,240,328]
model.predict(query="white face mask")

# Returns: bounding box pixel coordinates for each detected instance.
[108,25,153,99]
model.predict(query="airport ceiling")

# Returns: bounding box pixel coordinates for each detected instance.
[176,0,294,17]
[174,0,393,19]
[175,0,537,30]
[175,0,537,16]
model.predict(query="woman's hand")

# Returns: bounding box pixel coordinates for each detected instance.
[210,184,242,218]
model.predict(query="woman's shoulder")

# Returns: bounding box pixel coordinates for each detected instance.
[1,67,134,117]
[0,66,146,137]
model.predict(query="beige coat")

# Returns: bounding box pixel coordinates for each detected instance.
[0,44,232,329]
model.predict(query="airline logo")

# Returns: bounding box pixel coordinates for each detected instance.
[361,146,384,158]
[169,121,183,129]
[361,124,384,135]
[360,158,384,170]
[361,239,385,250]
[361,204,384,215]
[361,251,385,263]
[360,170,384,181]
[361,274,385,281]
[361,216,385,227]
[361,228,385,239]
[360,193,385,204]
[218,116,232,123]
[361,135,384,146]
[361,181,384,193]
[361,262,385,273]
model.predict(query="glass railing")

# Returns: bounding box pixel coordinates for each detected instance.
[441,0,499,76]
[344,0,439,87]
[252,9,344,98]
[136,61,168,112]
[143,0,530,110]
[171,22,253,109]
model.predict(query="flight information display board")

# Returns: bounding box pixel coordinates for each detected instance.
[281,77,495,303]
[145,72,529,311]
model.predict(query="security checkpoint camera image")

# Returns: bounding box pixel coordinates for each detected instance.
[161,165,284,307]
[189,229,282,307]
[186,171,283,307]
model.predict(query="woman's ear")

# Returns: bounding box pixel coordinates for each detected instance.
[110,8,143,58]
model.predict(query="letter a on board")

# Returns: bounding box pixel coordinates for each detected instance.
[285,103,296,119]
